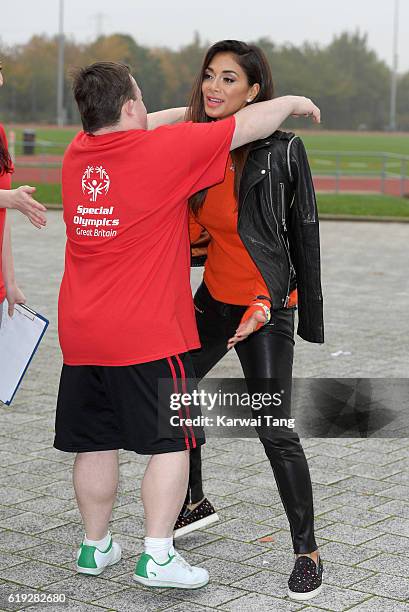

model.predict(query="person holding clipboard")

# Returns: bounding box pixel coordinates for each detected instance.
[0,61,49,408]
[0,61,47,324]
[54,61,320,589]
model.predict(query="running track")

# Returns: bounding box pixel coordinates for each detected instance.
[12,156,409,197]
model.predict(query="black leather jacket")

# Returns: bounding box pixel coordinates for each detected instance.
[191,130,324,344]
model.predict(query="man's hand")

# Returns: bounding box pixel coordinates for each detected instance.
[8,186,47,228]
[227,309,267,350]
[5,282,26,317]
[290,96,321,123]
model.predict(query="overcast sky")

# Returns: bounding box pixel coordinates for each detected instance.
[2,0,408,72]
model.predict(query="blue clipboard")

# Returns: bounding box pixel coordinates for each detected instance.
[0,303,49,406]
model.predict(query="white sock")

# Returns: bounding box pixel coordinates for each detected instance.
[84,531,111,551]
[144,536,173,563]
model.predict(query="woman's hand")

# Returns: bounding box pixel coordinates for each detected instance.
[290,96,321,123]
[227,309,267,350]
[7,186,47,228]
[5,282,26,317]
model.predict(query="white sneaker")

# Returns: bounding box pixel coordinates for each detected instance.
[133,546,209,589]
[76,536,122,576]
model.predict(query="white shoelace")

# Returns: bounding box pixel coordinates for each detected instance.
[173,550,193,572]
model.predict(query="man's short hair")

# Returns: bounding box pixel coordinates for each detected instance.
[72,62,136,133]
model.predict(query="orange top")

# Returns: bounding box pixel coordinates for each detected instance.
[189,155,297,326]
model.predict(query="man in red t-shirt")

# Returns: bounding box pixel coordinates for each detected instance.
[54,61,320,588]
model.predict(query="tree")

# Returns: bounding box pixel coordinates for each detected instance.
[152,32,209,108]
[83,34,166,111]
[397,72,409,131]
[0,30,407,131]
[321,31,390,129]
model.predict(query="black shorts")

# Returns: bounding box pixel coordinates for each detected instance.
[54,352,205,455]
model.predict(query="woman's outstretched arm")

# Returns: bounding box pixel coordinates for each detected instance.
[231,95,320,150]
[147,107,187,130]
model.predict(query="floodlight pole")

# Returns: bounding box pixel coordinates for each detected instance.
[94,12,107,39]
[57,0,65,127]
[389,0,399,131]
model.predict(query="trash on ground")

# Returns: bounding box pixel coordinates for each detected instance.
[258,536,275,543]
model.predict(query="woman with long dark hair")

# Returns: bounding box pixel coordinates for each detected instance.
[174,40,324,601]
[0,61,44,323]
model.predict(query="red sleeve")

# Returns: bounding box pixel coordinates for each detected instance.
[239,275,271,330]
[150,117,235,200]
[185,116,235,196]
[240,298,271,331]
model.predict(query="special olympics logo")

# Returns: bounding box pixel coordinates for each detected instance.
[81,165,110,202]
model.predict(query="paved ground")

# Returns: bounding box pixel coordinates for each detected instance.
[0,212,408,611]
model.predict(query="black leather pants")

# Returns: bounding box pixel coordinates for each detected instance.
[186,282,317,554]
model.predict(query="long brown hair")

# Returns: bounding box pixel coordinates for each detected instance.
[186,40,274,215]
[0,61,13,176]
[0,136,12,176]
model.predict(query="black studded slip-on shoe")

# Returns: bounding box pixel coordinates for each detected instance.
[173,498,219,539]
[288,555,323,601]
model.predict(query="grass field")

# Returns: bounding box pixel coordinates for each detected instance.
[298,131,409,156]
[7,126,409,212]
[7,126,409,154]
[7,127,78,156]
[7,125,409,177]
[317,193,409,217]
[11,181,409,218]
[299,131,409,176]
[12,183,62,204]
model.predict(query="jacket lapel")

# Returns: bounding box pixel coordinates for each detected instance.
[238,154,269,208]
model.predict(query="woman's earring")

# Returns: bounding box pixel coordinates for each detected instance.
[246,98,252,103]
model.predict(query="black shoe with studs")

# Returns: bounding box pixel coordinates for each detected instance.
[288,554,323,601]
[173,498,219,539]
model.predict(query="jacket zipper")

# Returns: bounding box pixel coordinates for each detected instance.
[280,181,296,304]
[267,153,279,227]
[280,182,286,231]
[280,182,294,269]
[268,153,291,307]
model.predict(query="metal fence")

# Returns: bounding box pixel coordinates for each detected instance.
[10,140,409,198]
[308,150,409,197]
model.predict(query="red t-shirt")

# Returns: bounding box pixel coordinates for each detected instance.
[0,125,12,304]
[58,117,235,365]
